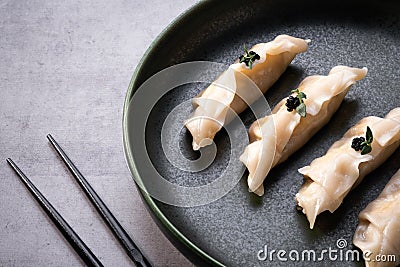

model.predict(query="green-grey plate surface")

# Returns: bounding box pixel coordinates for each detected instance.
[123,0,400,266]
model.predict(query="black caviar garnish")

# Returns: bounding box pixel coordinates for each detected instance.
[285,88,307,117]
[351,137,365,151]
[239,46,260,69]
[285,95,301,112]
[351,126,373,155]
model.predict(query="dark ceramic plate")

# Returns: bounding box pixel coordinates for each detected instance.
[123,0,400,266]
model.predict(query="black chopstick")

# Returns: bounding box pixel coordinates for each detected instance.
[6,158,104,267]
[47,134,151,267]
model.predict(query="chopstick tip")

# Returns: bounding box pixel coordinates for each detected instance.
[6,158,16,168]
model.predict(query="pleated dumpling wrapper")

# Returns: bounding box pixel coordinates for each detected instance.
[353,169,400,267]
[240,66,368,196]
[296,107,400,229]
[185,34,310,150]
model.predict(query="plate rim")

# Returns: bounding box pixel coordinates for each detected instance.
[122,0,224,266]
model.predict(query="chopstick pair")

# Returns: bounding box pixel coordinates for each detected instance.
[7,134,151,267]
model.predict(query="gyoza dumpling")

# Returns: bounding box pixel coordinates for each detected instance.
[185,34,310,150]
[240,66,368,196]
[296,107,400,229]
[353,169,400,267]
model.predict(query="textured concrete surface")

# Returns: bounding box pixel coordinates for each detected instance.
[0,0,198,266]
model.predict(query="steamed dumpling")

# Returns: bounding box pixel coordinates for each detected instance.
[240,66,368,196]
[296,108,400,229]
[353,169,400,267]
[185,34,310,150]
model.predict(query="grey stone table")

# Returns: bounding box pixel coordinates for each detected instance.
[0,0,198,266]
